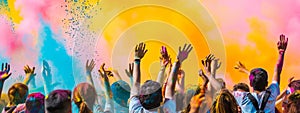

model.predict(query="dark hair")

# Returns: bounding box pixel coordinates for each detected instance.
[8,83,29,105]
[73,83,96,113]
[210,89,239,113]
[45,89,71,113]
[233,83,250,92]
[139,80,162,110]
[25,92,45,113]
[288,80,300,92]
[249,68,268,92]
[111,80,131,107]
[287,90,300,113]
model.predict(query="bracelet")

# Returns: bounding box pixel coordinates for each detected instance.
[134,59,140,64]
[279,49,285,54]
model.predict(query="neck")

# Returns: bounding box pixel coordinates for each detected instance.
[253,89,265,94]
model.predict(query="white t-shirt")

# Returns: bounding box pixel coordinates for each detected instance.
[233,81,280,113]
[129,96,176,113]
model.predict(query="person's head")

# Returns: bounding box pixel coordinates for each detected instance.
[216,78,226,89]
[211,89,239,113]
[73,83,96,113]
[45,89,71,113]
[25,92,45,113]
[8,83,28,105]
[286,90,300,113]
[139,80,162,110]
[249,68,268,92]
[111,80,130,108]
[288,80,300,94]
[233,83,250,92]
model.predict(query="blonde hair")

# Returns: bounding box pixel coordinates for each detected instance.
[73,83,97,113]
[8,83,28,106]
[287,90,300,113]
[210,89,239,113]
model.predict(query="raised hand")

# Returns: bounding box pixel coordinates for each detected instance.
[234,61,250,75]
[98,63,113,99]
[273,34,288,85]
[98,63,113,78]
[86,59,96,74]
[234,61,246,71]
[23,65,36,85]
[288,76,294,83]
[211,58,221,76]
[198,69,209,87]
[0,63,12,82]
[24,65,36,78]
[189,92,205,113]
[42,60,51,78]
[160,46,171,67]
[201,54,215,74]
[125,63,134,78]
[135,42,148,60]
[177,44,193,63]
[277,34,288,52]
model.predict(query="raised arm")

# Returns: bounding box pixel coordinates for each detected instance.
[273,34,288,85]
[157,46,171,85]
[131,42,148,97]
[210,57,223,90]
[0,63,12,99]
[98,63,114,113]
[202,54,223,91]
[125,62,134,86]
[165,44,192,99]
[277,77,294,101]
[86,59,96,86]
[189,69,209,113]
[42,60,53,94]
[23,65,36,85]
[234,61,250,75]
[176,69,185,94]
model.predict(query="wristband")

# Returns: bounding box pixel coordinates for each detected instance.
[279,49,285,54]
[134,59,140,64]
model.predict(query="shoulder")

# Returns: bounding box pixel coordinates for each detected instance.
[11,104,25,113]
[129,96,144,112]
[163,99,176,113]
[233,91,248,102]
[268,81,280,96]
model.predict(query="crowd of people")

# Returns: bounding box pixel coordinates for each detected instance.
[0,34,299,113]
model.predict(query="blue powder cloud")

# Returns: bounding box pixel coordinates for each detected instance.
[38,18,76,90]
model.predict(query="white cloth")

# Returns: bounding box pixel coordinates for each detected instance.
[233,81,280,113]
